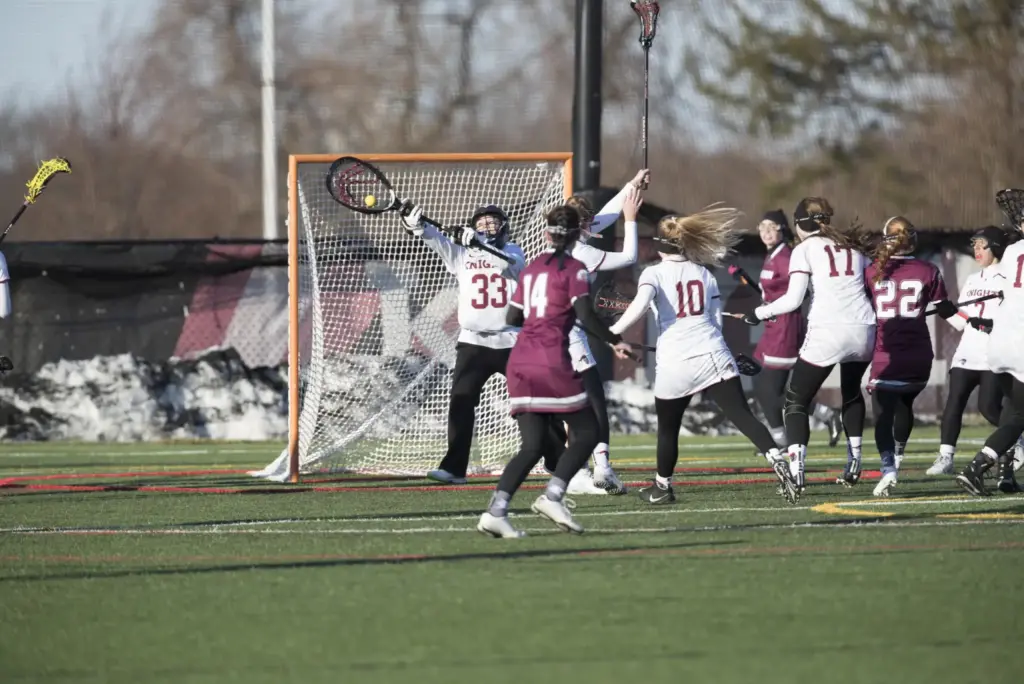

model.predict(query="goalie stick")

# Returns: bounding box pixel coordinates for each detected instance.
[326,156,512,263]
[1,157,71,245]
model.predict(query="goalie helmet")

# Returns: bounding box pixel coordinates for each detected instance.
[470,205,510,248]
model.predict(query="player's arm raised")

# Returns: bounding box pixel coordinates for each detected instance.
[591,187,642,272]
[401,202,464,274]
[588,169,649,236]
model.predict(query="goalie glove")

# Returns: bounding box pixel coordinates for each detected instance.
[399,201,425,236]
[967,317,994,333]
[734,353,761,376]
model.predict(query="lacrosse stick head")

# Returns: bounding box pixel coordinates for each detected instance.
[996,188,1024,234]
[25,157,71,204]
[326,157,399,215]
[630,0,660,48]
[594,279,635,325]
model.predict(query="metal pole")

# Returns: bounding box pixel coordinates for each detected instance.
[261,0,278,240]
[572,0,603,194]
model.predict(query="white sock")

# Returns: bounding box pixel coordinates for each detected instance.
[592,443,610,469]
[847,436,863,461]
[770,427,787,447]
[982,446,999,462]
[656,474,672,487]
[545,478,567,501]
[940,444,955,458]
[788,444,806,478]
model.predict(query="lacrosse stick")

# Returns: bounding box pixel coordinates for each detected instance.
[630,1,660,187]
[325,156,512,263]
[726,264,762,297]
[1,157,71,245]
[996,188,1024,231]
[924,291,1003,316]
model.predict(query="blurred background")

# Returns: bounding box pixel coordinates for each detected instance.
[0,0,1019,440]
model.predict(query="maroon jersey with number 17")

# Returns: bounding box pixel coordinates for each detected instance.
[864,256,948,392]
[506,250,591,415]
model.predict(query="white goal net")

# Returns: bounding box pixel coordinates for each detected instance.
[254,154,572,480]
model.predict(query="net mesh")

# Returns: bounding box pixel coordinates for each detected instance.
[291,156,570,475]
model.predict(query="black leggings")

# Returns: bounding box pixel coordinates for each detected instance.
[581,366,610,447]
[983,374,1024,456]
[872,389,922,454]
[496,408,599,496]
[754,367,790,430]
[939,368,1005,446]
[655,377,777,478]
[784,359,869,446]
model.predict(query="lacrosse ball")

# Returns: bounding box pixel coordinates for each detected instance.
[364,194,377,208]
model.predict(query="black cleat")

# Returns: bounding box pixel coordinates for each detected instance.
[997,455,1021,494]
[638,480,676,505]
[827,413,842,448]
[955,455,993,497]
[836,457,862,488]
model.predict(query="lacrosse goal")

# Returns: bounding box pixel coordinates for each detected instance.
[253,153,573,482]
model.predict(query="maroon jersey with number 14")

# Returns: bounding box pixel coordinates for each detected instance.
[506,250,591,415]
[864,256,948,392]
[754,244,803,369]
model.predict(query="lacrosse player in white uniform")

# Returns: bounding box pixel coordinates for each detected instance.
[609,207,797,504]
[956,189,1024,495]
[400,203,533,485]
[931,226,1023,484]
[744,198,876,498]
[555,168,648,495]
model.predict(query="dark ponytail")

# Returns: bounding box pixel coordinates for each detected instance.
[544,206,582,270]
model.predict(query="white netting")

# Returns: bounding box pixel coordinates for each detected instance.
[278,156,570,476]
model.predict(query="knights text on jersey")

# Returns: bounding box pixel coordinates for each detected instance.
[790,236,875,326]
[421,227,525,349]
[988,240,1024,380]
[638,257,730,359]
[950,266,1004,370]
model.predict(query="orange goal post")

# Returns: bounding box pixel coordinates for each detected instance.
[251,152,573,482]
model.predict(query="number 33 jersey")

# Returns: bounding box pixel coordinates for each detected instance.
[638,257,730,359]
[791,236,875,327]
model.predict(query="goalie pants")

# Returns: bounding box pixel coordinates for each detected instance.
[655,376,777,478]
[784,359,869,447]
[437,343,567,477]
[939,368,1005,447]
[496,408,599,497]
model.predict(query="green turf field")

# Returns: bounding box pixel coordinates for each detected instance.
[1,427,1021,684]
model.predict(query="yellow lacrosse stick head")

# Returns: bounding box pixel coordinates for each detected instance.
[25,157,71,204]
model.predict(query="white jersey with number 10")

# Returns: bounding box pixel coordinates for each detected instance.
[639,257,730,359]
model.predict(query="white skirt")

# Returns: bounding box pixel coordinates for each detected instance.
[799,324,875,367]
[655,348,738,400]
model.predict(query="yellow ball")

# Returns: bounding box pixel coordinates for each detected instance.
[364,194,377,208]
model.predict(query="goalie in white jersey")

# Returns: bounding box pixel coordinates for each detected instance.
[746,197,876,497]
[609,207,797,504]
[956,189,1024,496]
[400,202,531,485]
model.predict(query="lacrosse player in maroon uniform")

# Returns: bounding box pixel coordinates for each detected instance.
[477,207,631,538]
[862,217,955,496]
[746,210,843,450]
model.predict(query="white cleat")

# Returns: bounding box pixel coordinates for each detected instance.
[592,465,628,495]
[873,471,898,497]
[566,468,607,495]
[426,469,468,485]
[531,495,584,534]
[1013,439,1024,473]
[477,512,526,538]
[925,454,954,476]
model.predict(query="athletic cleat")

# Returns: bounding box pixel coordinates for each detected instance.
[592,465,628,495]
[925,454,954,476]
[955,458,991,497]
[827,413,843,448]
[771,460,799,504]
[567,467,608,495]
[531,495,584,534]
[638,480,676,505]
[477,512,526,538]
[997,456,1021,494]
[872,471,898,497]
[837,458,862,488]
[427,469,468,485]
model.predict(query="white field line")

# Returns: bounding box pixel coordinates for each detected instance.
[613,437,985,452]
[2,518,1023,537]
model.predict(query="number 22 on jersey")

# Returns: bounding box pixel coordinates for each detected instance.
[521,272,549,318]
